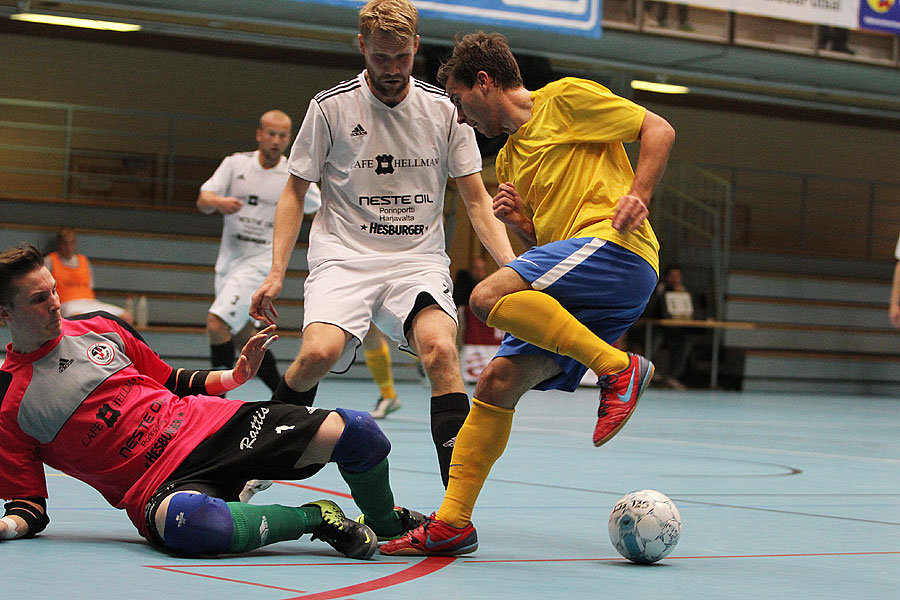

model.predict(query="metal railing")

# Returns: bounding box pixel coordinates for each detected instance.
[0,97,254,206]
[4,96,898,268]
[701,164,900,261]
[653,160,733,320]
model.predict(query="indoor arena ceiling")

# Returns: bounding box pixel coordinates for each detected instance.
[4,0,900,120]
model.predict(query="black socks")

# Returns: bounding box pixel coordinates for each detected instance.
[272,376,319,406]
[430,392,470,488]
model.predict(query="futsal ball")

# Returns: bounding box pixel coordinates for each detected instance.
[608,489,682,564]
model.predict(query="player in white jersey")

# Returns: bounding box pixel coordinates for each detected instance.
[251,0,516,489]
[198,110,321,394]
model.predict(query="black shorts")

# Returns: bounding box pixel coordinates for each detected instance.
[144,401,333,545]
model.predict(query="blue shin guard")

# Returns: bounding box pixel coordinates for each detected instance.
[162,492,234,555]
[331,408,391,473]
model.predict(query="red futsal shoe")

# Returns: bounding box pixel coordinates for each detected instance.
[593,353,654,447]
[379,514,478,556]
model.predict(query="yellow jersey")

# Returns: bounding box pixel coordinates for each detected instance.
[496,77,659,273]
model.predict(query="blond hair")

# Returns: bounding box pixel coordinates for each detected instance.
[359,0,418,41]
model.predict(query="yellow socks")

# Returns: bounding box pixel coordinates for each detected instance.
[436,399,514,527]
[486,290,629,375]
[364,339,396,400]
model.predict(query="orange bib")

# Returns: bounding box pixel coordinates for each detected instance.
[49,252,95,303]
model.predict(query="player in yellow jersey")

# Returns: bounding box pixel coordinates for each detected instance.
[382,31,675,556]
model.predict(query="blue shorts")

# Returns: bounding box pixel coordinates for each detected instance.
[495,238,658,392]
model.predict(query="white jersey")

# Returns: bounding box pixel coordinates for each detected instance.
[201,150,321,275]
[288,71,482,270]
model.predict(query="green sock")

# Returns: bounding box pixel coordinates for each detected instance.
[227,503,322,554]
[339,458,400,537]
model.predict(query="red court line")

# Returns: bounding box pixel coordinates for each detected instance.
[283,556,456,600]
[149,562,409,567]
[275,481,353,499]
[145,565,306,593]
[144,558,455,600]
[464,550,900,564]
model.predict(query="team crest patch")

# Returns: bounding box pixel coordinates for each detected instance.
[86,342,116,365]
[375,154,394,175]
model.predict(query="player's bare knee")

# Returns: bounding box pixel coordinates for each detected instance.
[419,336,459,374]
[294,411,345,467]
[468,285,498,322]
[296,344,341,376]
[476,359,511,392]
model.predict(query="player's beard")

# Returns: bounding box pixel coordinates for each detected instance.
[370,75,409,104]
[261,146,283,165]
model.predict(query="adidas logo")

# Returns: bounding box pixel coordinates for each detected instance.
[442,436,456,448]
[58,358,74,373]
[350,123,367,137]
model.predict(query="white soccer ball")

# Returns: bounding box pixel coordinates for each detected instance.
[608,489,682,564]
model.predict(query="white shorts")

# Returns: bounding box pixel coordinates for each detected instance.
[302,256,457,373]
[210,261,268,334]
[61,299,127,319]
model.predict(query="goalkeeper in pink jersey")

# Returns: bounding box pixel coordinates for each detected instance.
[0,245,422,558]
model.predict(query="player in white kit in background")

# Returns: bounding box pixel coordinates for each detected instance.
[251,0,516,489]
[198,110,321,394]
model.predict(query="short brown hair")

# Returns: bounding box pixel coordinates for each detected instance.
[0,245,44,307]
[437,32,523,90]
[359,0,418,41]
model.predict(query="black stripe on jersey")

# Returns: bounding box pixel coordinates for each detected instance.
[314,102,334,145]
[315,78,362,103]
[0,370,11,410]
[413,80,454,142]
[415,80,449,98]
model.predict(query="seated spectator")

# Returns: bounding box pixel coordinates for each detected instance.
[645,265,699,389]
[44,228,134,324]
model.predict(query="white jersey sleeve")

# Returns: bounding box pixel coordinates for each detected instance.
[446,107,482,179]
[288,99,332,184]
[200,155,236,196]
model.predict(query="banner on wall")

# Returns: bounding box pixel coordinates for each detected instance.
[668,0,860,28]
[298,0,603,37]
[858,0,900,33]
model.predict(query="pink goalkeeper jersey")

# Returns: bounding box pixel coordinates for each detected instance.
[0,314,242,539]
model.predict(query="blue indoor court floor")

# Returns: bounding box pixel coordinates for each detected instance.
[8,379,900,600]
